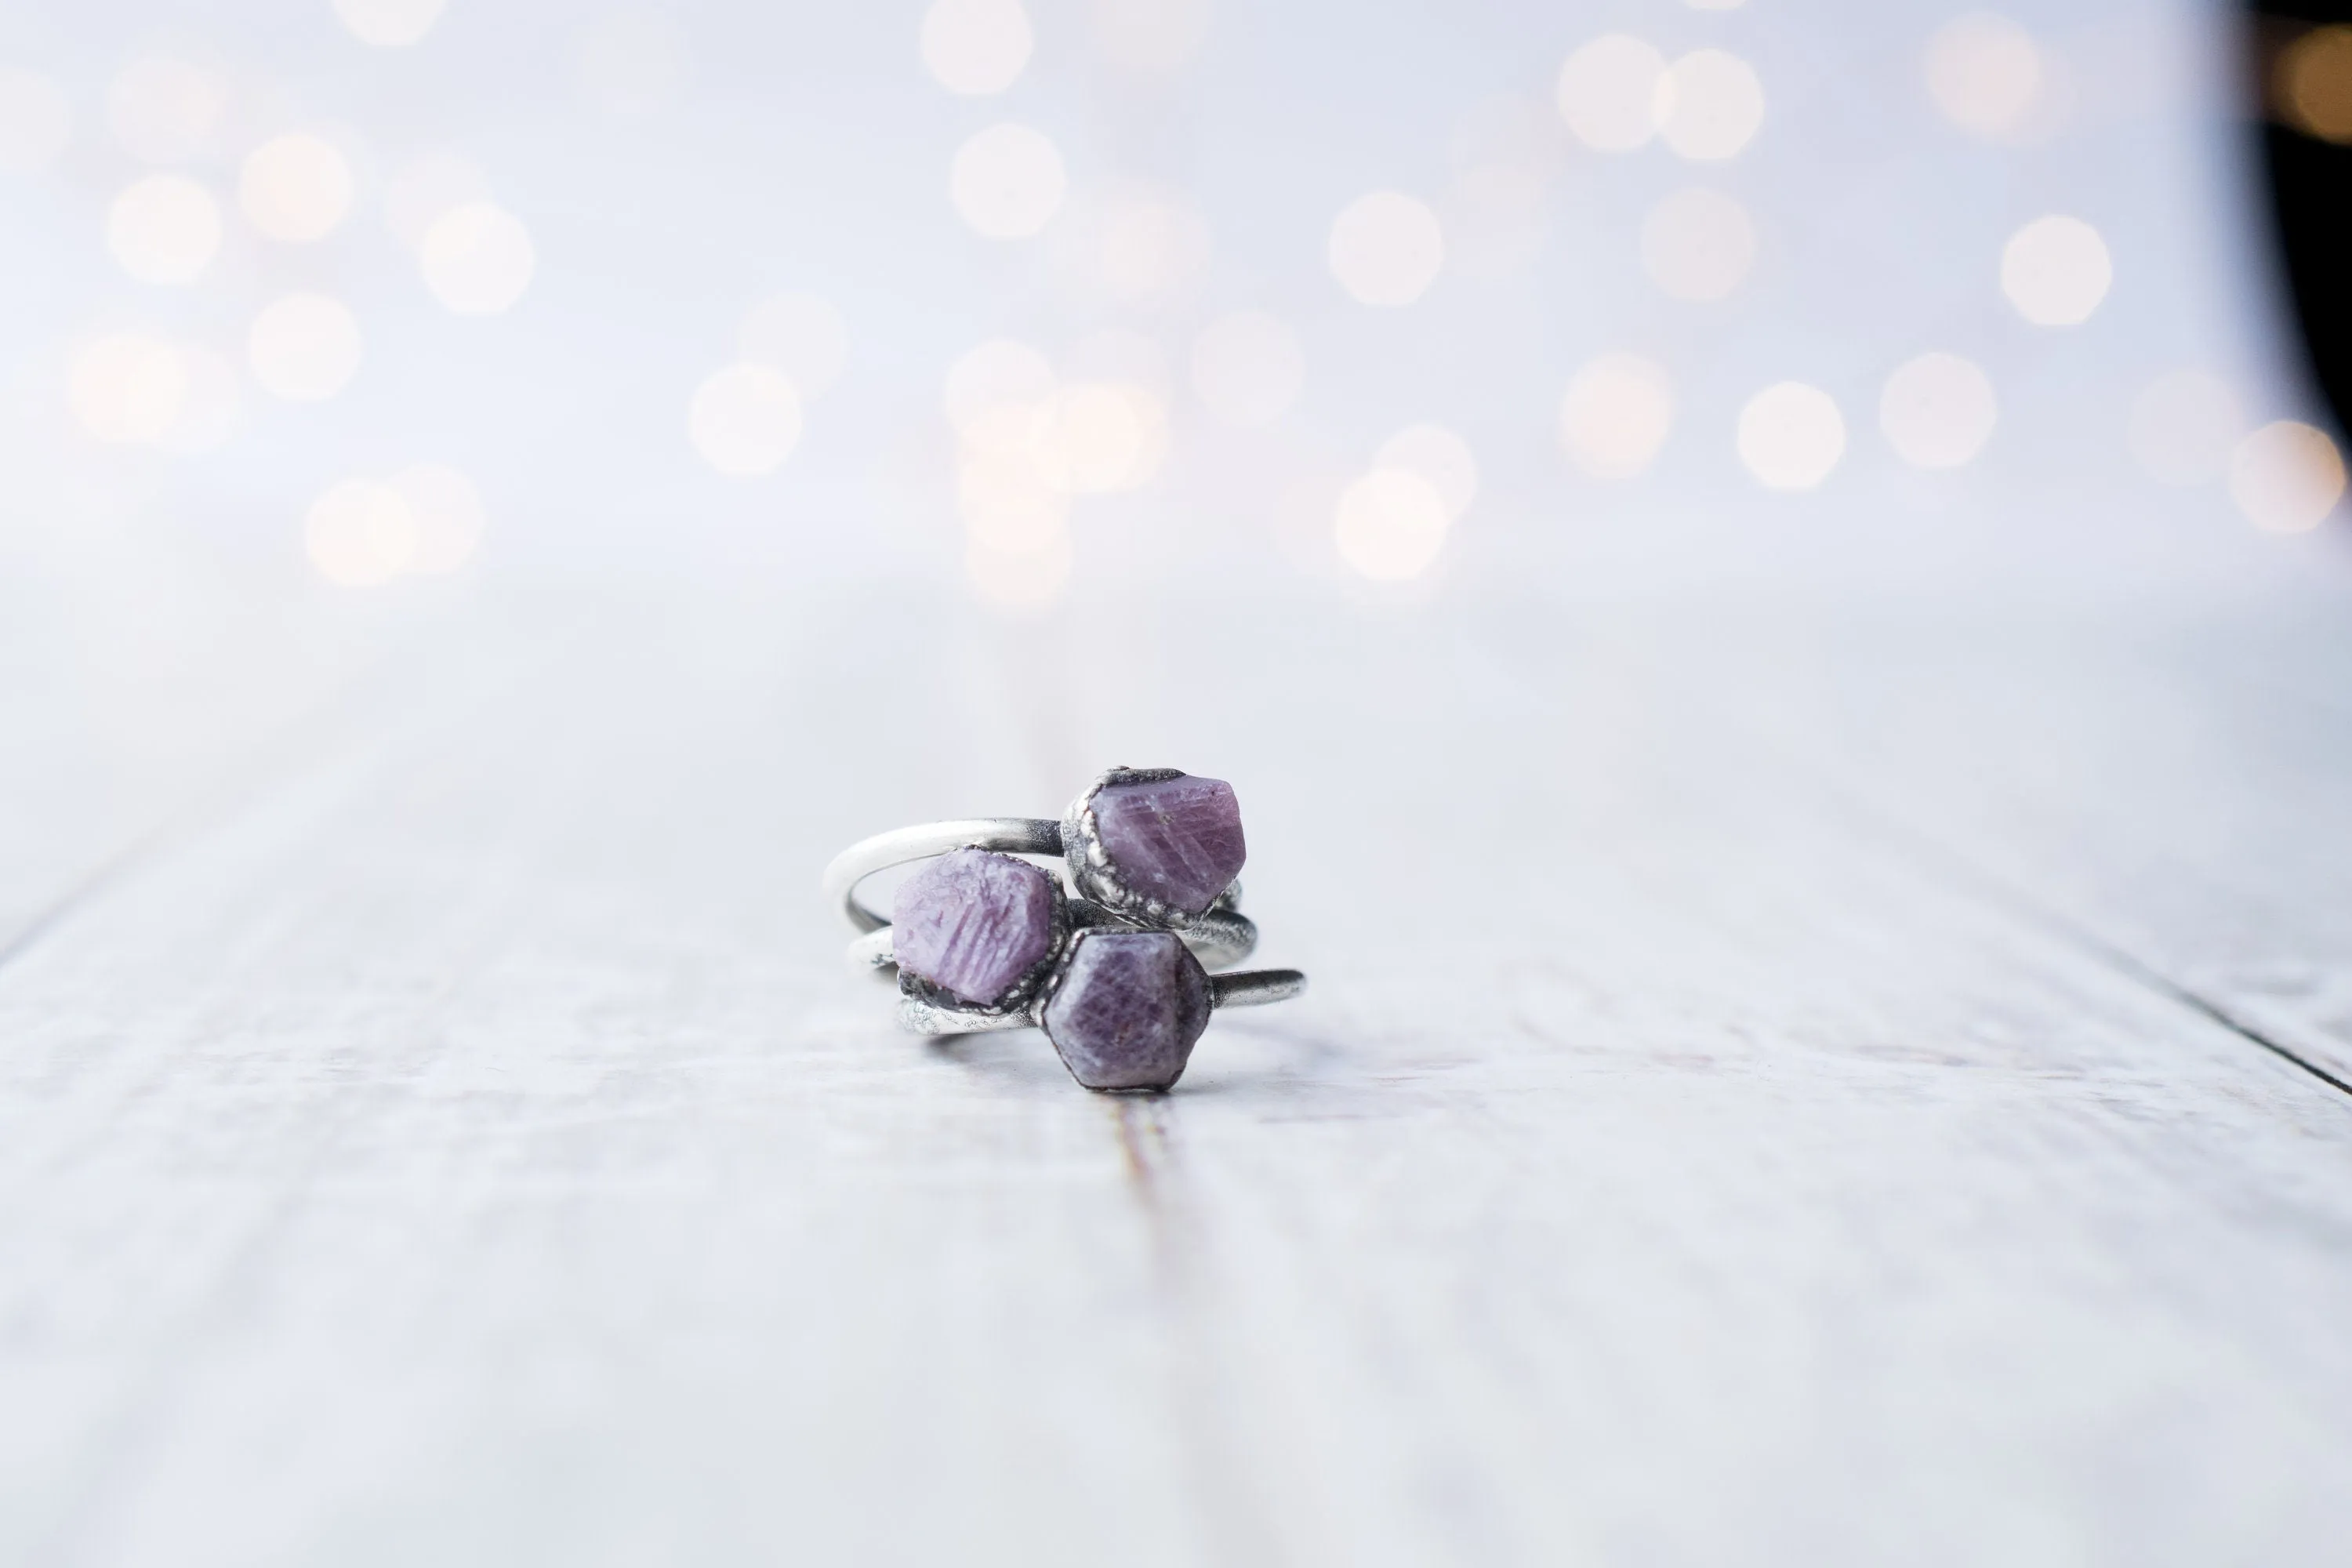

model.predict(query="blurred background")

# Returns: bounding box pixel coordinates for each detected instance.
[6,0,2352,888]
[5,0,2348,613]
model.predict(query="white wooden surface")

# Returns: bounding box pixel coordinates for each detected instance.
[9,583,2352,1566]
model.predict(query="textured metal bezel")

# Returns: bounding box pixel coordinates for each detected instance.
[1062,764,1240,931]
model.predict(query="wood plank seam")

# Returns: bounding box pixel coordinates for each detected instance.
[1814,777,2352,1103]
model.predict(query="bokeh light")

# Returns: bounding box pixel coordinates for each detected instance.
[1327,191,1444,307]
[249,293,364,401]
[1559,353,1674,478]
[108,175,222,285]
[315,485,413,583]
[1737,382,1846,491]
[419,201,536,314]
[0,67,71,173]
[334,0,448,49]
[156,346,243,456]
[1064,325,1168,390]
[1556,35,1666,153]
[1029,383,1160,493]
[946,338,1057,448]
[965,532,1073,609]
[2129,371,2243,487]
[1189,310,1304,426]
[307,478,418,586]
[67,336,242,452]
[1097,187,1212,304]
[2281,26,2352,144]
[2,0,2329,622]
[739,293,850,398]
[950,122,1067,239]
[106,56,224,164]
[921,0,1033,96]
[1641,187,1756,302]
[390,463,487,572]
[943,339,1126,545]
[1041,331,1170,488]
[302,466,485,584]
[1031,384,1145,494]
[1090,0,1210,74]
[69,333,187,445]
[1657,50,1765,162]
[688,365,804,476]
[1374,424,1477,522]
[958,448,1071,551]
[2230,421,2346,533]
[1879,352,1997,469]
[1926,13,2045,141]
[572,9,694,118]
[383,151,492,251]
[2001,215,2111,326]
[1334,469,1449,581]
[239,132,355,243]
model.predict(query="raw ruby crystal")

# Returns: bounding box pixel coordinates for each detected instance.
[891,848,1055,1006]
[1090,773,1246,915]
[1041,930,1213,1091]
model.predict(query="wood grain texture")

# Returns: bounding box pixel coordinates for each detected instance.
[5,586,2352,1566]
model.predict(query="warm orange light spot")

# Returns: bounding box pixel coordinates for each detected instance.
[2284,26,2352,143]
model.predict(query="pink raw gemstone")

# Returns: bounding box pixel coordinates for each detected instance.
[891,848,1055,1006]
[1041,930,1213,1091]
[1090,774,1246,915]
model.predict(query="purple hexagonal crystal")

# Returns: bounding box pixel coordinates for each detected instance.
[1041,930,1213,1091]
[891,849,1056,1007]
[1090,773,1246,916]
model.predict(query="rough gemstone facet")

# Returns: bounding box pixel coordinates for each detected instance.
[1041,930,1213,1091]
[1090,773,1246,915]
[891,849,1056,1006]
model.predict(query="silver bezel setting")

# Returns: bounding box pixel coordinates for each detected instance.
[894,848,1072,1023]
[1033,926,1218,1092]
[1062,765,1240,932]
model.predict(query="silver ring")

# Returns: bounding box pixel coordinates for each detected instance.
[822,818,1061,935]
[822,768,1305,1091]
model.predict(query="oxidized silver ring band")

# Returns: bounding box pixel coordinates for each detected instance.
[821,768,1306,1091]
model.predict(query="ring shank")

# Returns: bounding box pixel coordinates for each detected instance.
[822,818,1062,933]
[1209,969,1307,1008]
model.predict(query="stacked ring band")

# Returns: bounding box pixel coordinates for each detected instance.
[822,768,1307,1092]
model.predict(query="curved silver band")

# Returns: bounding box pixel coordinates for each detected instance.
[824,819,1062,933]
[822,817,1258,969]
[898,967,1308,1036]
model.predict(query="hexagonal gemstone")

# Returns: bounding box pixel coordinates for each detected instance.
[1091,773,1246,915]
[1041,930,1213,1091]
[891,848,1055,1006]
